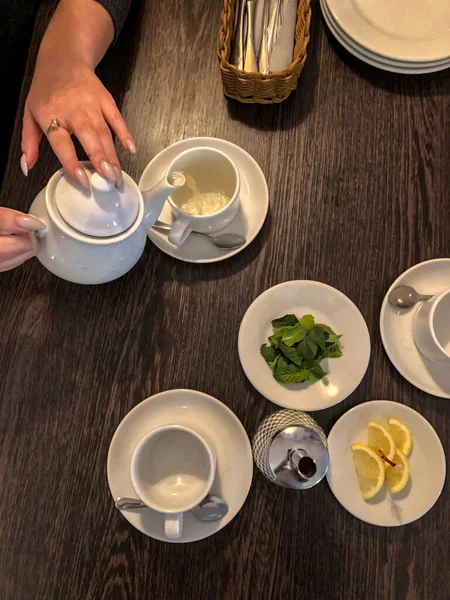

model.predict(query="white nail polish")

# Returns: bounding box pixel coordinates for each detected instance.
[75,168,90,189]
[20,154,28,177]
[126,139,136,154]
[100,161,116,182]
[114,166,123,187]
[16,215,46,231]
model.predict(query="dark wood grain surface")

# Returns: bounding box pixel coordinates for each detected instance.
[1,1,449,599]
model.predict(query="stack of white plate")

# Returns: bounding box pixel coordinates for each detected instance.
[321,0,450,74]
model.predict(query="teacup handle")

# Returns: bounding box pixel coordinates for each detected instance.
[168,217,192,247]
[165,512,183,540]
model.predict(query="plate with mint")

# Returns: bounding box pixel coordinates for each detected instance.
[238,281,371,411]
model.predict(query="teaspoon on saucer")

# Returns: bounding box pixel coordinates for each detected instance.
[115,494,229,522]
[388,285,433,309]
[152,220,246,250]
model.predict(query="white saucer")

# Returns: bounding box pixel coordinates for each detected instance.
[380,259,450,399]
[139,138,269,263]
[325,0,450,62]
[107,389,253,543]
[321,0,450,74]
[238,281,371,411]
[327,400,446,526]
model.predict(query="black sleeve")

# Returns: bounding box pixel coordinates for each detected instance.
[96,0,132,42]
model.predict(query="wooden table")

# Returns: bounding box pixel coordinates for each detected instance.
[1,2,449,599]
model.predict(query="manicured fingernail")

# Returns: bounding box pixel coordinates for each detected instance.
[114,166,123,187]
[16,215,46,231]
[20,154,28,177]
[100,161,116,182]
[125,139,136,154]
[75,167,90,189]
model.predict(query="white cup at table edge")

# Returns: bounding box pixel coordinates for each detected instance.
[412,288,450,364]
[130,425,216,540]
[166,147,240,247]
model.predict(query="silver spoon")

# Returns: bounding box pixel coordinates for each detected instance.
[152,220,246,250]
[115,494,228,522]
[388,285,433,309]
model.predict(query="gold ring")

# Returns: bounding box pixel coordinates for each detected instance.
[46,118,68,135]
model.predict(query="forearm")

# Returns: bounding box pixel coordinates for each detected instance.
[37,0,115,70]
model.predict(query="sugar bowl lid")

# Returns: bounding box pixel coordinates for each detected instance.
[54,167,139,237]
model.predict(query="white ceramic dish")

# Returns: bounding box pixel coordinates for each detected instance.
[380,259,450,398]
[321,0,450,74]
[238,281,371,411]
[327,400,446,526]
[107,389,253,543]
[140,138,269,264]
[325,0,450,62]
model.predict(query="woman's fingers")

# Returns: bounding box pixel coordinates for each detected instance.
[95,118,123,186]
[103,99,136,154]
[0,208,45,234]
[21,105,43,174]
[0,209,40,272]
[0,234,33,261]
[74,115,120,184]
[0,249,35,273]
[43,124,90,189]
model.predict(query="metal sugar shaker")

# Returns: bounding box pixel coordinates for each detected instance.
[253,409,329,490]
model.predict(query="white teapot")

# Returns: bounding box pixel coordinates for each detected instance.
[29,164,184,284]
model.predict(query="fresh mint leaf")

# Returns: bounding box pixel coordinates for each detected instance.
[269,329,284,348]
[317,323,341,343]
[279,342,303,366]
[303,359,326,381]
[323,343,343,358]
[316,323,342,355]
[309,325,327,351]
[271,314,299,329]
[260,344,278,364]
[300,314,315,329]
[317,323,334,335]
[296,337,318,360]
[326,334,342,346]
[273,357,308,384]
[268,355,281,371]
[281,323,307,347]
[263,313,343,386]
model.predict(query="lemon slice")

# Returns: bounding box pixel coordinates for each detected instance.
[387,418,413,456]
[385,448,410,494]
[367,420,395,466]
[351,443,385,500]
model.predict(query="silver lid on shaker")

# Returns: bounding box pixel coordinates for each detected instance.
[253,409,329,490]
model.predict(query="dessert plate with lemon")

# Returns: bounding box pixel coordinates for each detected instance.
[326,400,446,526]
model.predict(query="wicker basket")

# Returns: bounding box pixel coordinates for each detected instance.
[218,0,311,104]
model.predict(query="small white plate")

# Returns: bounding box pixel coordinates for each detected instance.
[380,259,450,399]
[107,389,253,543]
[321,0,450,74]
[327,400,446,526]
[325,0,450,62]
[238,281,371,411]
[139,137,269,263]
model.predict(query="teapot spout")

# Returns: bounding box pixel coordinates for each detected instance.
[141,172,186,229]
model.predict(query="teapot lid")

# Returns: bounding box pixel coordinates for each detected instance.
[54,167,139,237]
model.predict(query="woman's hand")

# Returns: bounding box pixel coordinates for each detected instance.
[0,208,45,273]
[22,61,134,188]
[20,0,136,189]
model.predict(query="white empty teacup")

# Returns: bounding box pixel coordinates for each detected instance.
[412,288,450,364]
[130,425,216,540]
[166,147,240,246]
